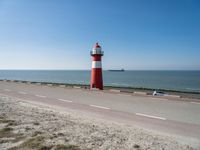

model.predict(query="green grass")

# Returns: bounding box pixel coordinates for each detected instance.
[0,117,86,150]
[0,127,14,138]
[0,117,25,143]
[8,136,85,150]
[33,122,40,126]
[0,126,24,143]
[31,131,43,137]
[0,117,18,127]
[0,116,5,120]
[0,119,15,124]
[54,144,81,150]
[133,144,140,149]
[8,136,48,150]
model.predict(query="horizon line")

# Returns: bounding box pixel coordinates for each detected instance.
[0,69,200,71]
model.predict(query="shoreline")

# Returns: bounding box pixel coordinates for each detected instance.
[1,79,200,100]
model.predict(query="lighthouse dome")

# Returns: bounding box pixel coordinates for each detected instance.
[91,42,104,56]
[95,43,101,48]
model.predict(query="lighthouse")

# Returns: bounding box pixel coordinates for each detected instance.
[90,43,104,90]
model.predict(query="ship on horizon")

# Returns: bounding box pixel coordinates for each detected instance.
[108,69,125,72]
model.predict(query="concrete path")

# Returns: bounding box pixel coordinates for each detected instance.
[0,81,200,139]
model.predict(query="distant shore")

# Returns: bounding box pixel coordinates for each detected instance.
[1,79,200,100]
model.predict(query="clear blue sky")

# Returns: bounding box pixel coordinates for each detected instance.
[0,0,200,70]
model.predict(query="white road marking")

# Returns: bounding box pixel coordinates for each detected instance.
[190,102,200,105]
[35,95,46,98]
[118,94,132,97]
[136,113,166,120]
[57,99,72,103]
[150,97,168,101]
[18,91,27,95]
[4,89,11,92]
[90,105,110,110]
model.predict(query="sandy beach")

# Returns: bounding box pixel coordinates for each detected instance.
[0,95,199,150]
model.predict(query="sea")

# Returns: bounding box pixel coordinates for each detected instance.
[0,70,200,93]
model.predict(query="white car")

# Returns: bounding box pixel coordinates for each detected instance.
[153,91,167,96]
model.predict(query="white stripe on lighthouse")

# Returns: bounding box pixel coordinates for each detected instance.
[92,61,102,68]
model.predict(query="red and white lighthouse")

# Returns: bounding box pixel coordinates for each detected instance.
[90,42,104,90]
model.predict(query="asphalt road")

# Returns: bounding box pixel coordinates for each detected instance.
[0,81,200,139]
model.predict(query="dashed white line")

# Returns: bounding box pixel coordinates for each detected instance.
[136,113,166,120]
[118,94,132,97]
[4,89,11,92]
[190,102,200,105]
[18,91,27,95]
[90,105,110,110]
[150,97,168,101]
[35,95,46,98]
[57,99,72,103]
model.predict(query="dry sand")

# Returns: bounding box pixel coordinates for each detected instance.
[0,95,199,150]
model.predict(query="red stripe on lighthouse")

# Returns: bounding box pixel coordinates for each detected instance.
[92,55,101,61]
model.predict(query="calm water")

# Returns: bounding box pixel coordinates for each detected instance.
[0,70,200,92]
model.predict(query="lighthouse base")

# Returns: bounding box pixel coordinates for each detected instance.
[90,68,103,90]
